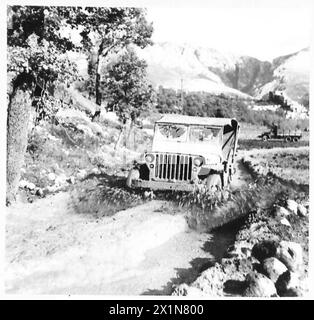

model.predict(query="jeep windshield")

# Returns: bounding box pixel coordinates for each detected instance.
[189,126,222,144]
[155,124,188,142]
[155,123,222,144]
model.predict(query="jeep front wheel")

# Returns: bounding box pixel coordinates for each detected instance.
[206,174,222,191]
[126,169,140,188]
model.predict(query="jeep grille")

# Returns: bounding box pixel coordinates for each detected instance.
[152,153,193,181]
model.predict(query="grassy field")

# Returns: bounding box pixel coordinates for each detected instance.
[238,139,309,151]
[243,147,309,185]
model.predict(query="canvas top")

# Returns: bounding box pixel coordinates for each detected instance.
[156,114,236,127]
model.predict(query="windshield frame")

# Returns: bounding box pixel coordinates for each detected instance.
[154,123,223,145]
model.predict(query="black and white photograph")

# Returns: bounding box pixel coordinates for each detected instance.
[3,0,312,299]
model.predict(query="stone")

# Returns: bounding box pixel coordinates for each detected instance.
[280,218,291,227]
[27,182,36,190]
[261,257,287,282]
[19,180,28,188]
[274,206,290,217]
[91,168,101,175]
[67,176,75,184]
[55,173,67,186]
[275,270,300,296]
[243,272,277,297]
[252,240,278,262]
[275,241,303,272]
[48,172,56,181]
[297,204,307,217]
[172,284,205,297]
[35,188,44,197]
[76,169,87,180]
[286,199,298,215]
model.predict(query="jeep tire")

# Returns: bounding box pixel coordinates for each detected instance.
[206,173,222,191]
[126,169,140,188]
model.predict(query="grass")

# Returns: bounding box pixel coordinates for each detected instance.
[243,147,309,186]
[238,139,309,151]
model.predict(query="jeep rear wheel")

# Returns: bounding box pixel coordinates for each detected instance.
[126,169,140,188]
[262,135,269,141]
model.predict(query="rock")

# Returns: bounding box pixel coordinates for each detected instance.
[243,272,277,297]
[280,218,291,227]
[48,172,56,181]
[226,241,252,259]
[76,169,87,180]
[55,173,67,186]
[297,204,307,217]
[19,180,28,188]
[286,199,298,215]
[91,168,101,175]
[172,284,205,297]
[275,271,300,296]
[27,182,36,190]
[273,206,290,218]
[252,240,278,262]
[67,176,75,184]
[261,257,287,282]
[275,241,303,272]
[35,188,44,197]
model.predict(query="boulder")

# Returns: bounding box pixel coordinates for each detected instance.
[35,188,44,197]
[286,199,298,215]
[243,272,277,297]
[261,257,287,282]
[67,176,75,184]
[280,218,291,227]
[252,240,278,262]
[76,169,87,180]
[172,284,205,297]
[275,241,303,272]
[297,204,307,217]
[275,271,301,296]
[273,206,290,218]
[55,173,67,186]
[27,182,36,190]
[48,172,56,181]
[91,168,101,175]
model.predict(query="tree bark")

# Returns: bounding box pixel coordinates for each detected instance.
[92,42,104,122]
[6,86,32,204]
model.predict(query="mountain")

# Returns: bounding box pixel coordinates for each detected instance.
[136,42,309,105]
[255,47,309,106]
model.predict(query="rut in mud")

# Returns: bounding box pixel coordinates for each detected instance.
[5,158,254,295]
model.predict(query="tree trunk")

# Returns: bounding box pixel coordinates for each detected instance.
[126,120,134,149]
[6,86,32,204]
[114,126,125,151]
[92,43,104,122]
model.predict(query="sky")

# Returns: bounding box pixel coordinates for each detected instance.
[146,7,311,61]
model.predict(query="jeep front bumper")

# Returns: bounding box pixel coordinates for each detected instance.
[131,179,203,192]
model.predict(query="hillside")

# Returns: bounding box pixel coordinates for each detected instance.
[256,48,309,106]
[135,42,309,106]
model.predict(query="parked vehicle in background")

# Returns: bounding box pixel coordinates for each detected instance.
[258,124,302,142]
[126,114,240,192]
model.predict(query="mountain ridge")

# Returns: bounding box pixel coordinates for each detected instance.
[136,42,309,105]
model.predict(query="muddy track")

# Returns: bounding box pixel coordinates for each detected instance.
[6,156,257,295]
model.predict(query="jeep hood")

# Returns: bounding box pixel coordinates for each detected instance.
[152,140,222,159]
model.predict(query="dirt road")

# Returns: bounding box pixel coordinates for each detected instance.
[5,156,253,295]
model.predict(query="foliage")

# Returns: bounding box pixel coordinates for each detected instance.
[155,87,308,128]
[102,48,156,122]
[7,6,80,122]
[73,7,153,105]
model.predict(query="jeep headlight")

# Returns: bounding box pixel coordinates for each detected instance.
[193,156,204,167]
[145,153,155,163]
